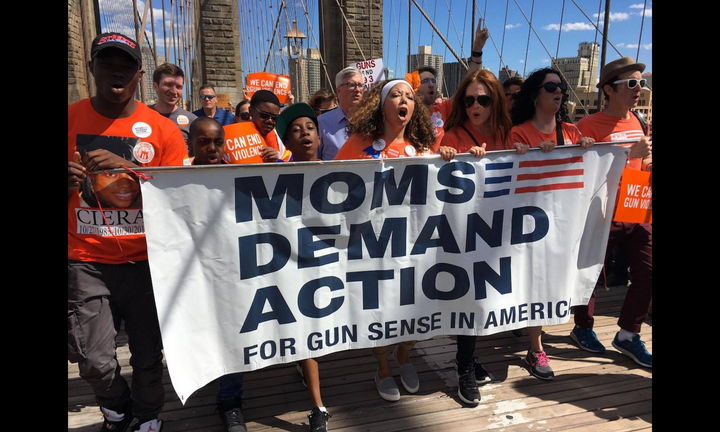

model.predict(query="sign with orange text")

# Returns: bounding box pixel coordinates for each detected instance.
[614,169,652,223]
[222,122,265,164]
[246,73,291,103]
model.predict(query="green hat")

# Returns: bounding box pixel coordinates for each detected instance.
[275,102,318,140]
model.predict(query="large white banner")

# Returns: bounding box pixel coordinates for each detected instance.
[141,145,627,403]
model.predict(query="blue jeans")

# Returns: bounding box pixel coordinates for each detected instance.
[217,372,244,403]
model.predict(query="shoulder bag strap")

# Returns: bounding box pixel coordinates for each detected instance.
[460,125,481,147]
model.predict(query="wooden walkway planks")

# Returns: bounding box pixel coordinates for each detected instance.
[68,285,652,431]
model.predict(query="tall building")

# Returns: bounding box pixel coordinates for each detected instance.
[383,68,394,80]
[288,48,322,103]
[408,46,444,96]
[305,48,322,100]
[552,42,599,88]
[498,66,520,83]
[442,59,470,98]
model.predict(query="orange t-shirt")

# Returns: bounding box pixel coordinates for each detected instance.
[429,99,452,151]
[441,120,511,153]
[68,99,186,264]
[334,134,432,160]
[511,121,583,148]
[577,111,646,171]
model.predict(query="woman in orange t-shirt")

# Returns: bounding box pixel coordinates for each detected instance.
[509,68,595,382]
[438,69,520,161]
[437,69,530,405]
[335,79,435,161]
[335,79,435,403]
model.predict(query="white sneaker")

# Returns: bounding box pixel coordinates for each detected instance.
[132,418,163,432]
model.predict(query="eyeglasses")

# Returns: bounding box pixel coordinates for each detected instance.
[238,112,251,121]
[537,82,568,93]
[612,78,647,89]
[420,77,437,85]
[252,106,278,121]
[462,95,492,108]
[340,82,363,91]
[200,94,216,100]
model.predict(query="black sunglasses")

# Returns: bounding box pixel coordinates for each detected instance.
[200,94,216,100]
[462,95,492,108]
[252,106,278,121]
[238,112,251,120]
[537,82,568,93]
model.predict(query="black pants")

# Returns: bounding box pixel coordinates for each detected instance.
[456,335,476,368]
[68,260,165,421]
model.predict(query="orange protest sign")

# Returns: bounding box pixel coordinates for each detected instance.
[613,168,652,223]
[216,93,232,109]
[245,72,291,103]
[223,122,266,164]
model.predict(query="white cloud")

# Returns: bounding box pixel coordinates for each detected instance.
[617,43,652,50]
[593,11,632,22]
[544,22,595,31]
[506,23,522,30]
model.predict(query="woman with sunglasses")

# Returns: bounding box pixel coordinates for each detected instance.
[334,79,434,403]
[309,89,338,117]
[509,67,594,382]
[234,100,250,123]
[437,69,518,162]
[433,69,524,406]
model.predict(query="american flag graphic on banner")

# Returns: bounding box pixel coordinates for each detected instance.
[483,155,585,198]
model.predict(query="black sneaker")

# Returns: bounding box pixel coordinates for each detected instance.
[307,407,331,432]
[455,360,481,405]
[217,398,247,432]
[100,407,134,432]
[472,357,495,384]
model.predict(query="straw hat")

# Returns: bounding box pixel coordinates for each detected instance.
[596,57,646,89]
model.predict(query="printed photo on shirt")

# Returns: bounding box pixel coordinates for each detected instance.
[77,134,143,209]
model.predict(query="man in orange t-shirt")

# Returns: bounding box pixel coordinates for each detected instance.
[67,32,185,432]
[572,57,652,369]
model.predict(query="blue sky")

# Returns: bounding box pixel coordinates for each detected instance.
[99,0,651,85]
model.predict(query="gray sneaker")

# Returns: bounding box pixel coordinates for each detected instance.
[374,372,400,401]
[392,345,419,393]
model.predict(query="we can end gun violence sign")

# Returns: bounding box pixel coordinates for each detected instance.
[139,145,627,402]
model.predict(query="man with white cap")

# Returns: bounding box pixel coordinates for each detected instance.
[571,57,653,368]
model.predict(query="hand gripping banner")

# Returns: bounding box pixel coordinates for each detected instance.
[140,144,628,402]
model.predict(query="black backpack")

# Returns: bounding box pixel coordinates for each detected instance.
[631,110,649,136]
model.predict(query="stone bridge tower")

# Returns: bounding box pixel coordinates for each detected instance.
[319,0,383,90]
[194,0,244,111]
